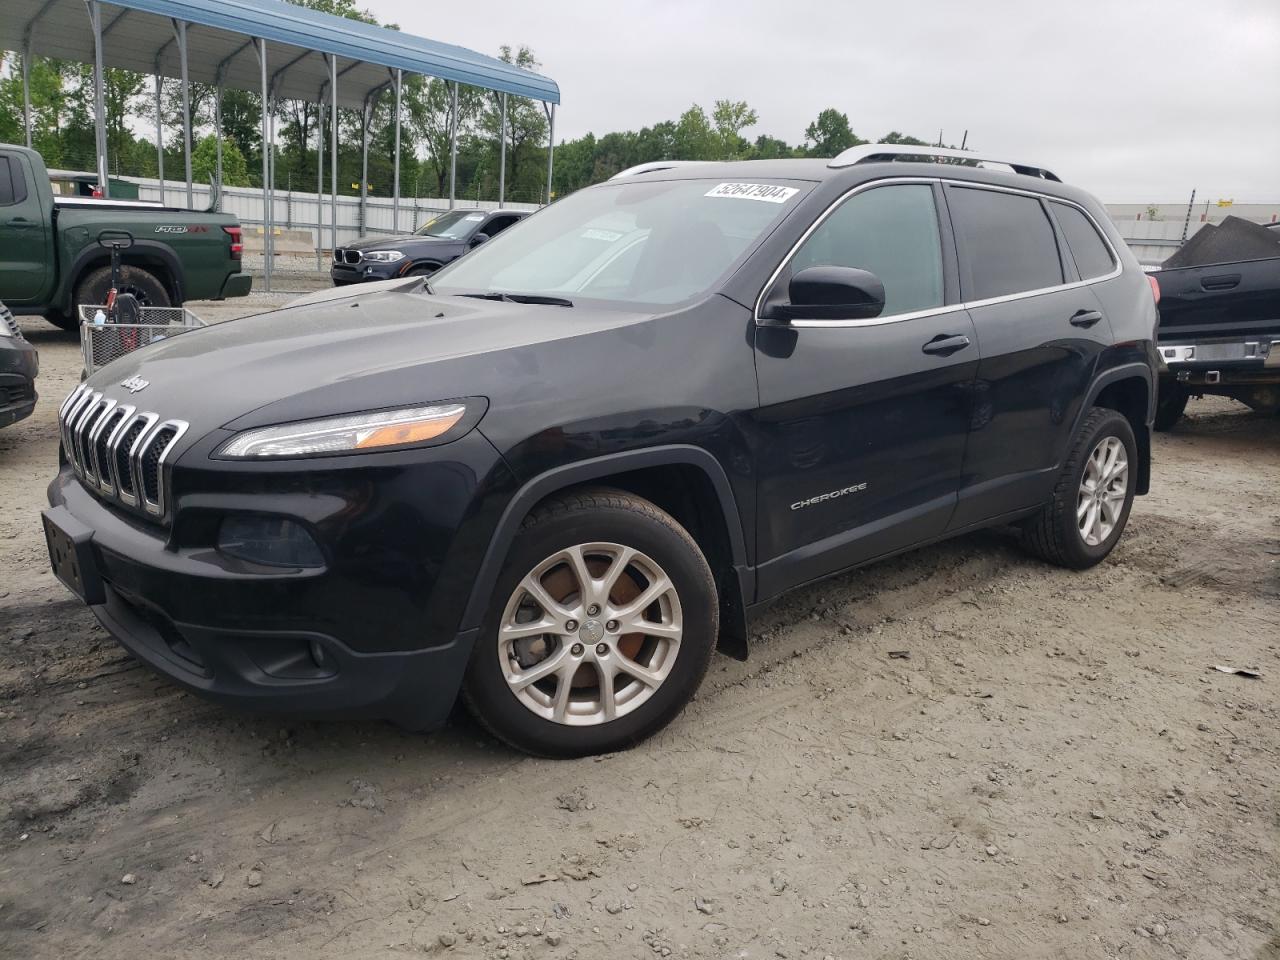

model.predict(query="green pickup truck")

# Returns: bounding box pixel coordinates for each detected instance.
[0,144,251,330]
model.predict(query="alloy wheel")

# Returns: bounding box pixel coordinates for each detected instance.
[1077,435,1129,546]
[497,542,683,726]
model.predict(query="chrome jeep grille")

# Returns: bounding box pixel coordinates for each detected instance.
[58,384,188,518]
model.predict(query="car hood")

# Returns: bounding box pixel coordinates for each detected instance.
[81,287,649,454]
[343,234,459,253]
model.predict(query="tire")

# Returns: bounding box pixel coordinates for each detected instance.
[1020,407,1138,570]
[1153,386,1189,431]
[73,265,171,314]
[406,263,440,277]
[461,488,718,758]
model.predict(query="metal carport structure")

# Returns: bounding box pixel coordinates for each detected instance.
[1,0,561,290]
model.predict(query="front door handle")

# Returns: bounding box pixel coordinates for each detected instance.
[921,334,971,356]
[1069,309,1103,328]
[1201,274,1241,291]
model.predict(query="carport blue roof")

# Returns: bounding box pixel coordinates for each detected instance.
[3,0,560,108]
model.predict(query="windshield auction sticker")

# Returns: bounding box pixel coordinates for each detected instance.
[705,182,799,203]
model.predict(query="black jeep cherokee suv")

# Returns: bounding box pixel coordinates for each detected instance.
[44,146,1158,757]
[330,208,528,286]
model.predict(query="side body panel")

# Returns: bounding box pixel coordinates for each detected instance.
[0,147,56,306]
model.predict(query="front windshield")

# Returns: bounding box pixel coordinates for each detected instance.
[430,178,810,306]
[414,210,487,239]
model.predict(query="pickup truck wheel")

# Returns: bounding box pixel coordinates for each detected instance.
[1020,407,1137,570]
[462,488,718,758]
[74,265,171,313]
[1152,386,1189,431]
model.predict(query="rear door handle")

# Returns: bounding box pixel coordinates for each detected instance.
[5,217,35,229]
[1069,309,1103,328]
[1201,274,1241,291]
[921,334,971,356]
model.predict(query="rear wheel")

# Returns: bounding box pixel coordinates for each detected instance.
[74,265,171,315]
[1153,385,1189,431]
[1020,407,1137,569]
[462,489,718,757]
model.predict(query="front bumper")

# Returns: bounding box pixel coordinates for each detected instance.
[44,431,512,728]
[0,341,39,428]
[330,260,402,286]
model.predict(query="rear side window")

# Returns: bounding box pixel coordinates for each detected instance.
[790,183,944,317]
[1051,201,1115,280]
[0,157,17,206]
[948,187,1063,300]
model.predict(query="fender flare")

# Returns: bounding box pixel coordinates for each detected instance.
[61,239,187,311]
[458,445,753,657]
[1077,361,1154,494]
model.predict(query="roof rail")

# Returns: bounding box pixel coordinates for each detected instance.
[828,144,1060,182]
[608,161,714,180]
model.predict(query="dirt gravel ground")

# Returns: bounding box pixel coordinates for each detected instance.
[1,303,1277,960]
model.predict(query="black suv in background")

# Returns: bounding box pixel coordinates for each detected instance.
[330,208,529,285]
[1,301,38,428]
[45,146,1158,757]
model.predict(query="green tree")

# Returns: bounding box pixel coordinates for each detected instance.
[804,108,864,157]
[192,133,250,186]
[711,99,758,159]
[672,104,719,160]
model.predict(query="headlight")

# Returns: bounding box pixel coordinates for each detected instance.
[363,250,405,263]
[217,402,471,458]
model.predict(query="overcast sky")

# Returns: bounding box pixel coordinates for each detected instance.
[371,0,1279,203]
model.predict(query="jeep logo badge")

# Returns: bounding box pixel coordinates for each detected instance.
[120,375,149,394]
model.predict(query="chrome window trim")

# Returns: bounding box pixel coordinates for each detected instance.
[753,177,1124,330]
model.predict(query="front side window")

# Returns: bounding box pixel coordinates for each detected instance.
[1050,201,1116,280]
[415,210,487,240]
[788,183,945,318]
[431,178,809,307]
[948,187,1064,300]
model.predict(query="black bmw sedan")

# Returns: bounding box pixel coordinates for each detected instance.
[330,208,528,285]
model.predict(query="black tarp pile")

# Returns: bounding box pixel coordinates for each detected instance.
[1163,215,1280,269]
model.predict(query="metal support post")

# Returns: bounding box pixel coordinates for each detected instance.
[255,38,272,291]
[85,0,109,197]
[172,19,192,207]
[392,68,402,235]
[448,81,458,210]
[498,91,507,205]
[545,102,556,205]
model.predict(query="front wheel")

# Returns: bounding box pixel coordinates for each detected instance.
[1020,407,1138,569]
[461,489,718,757]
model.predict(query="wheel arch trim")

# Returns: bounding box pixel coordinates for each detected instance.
[1078,361,1154,495]
[458,444,751,635]
[60,240,186,311]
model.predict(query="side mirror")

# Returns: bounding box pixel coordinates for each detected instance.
[762,265,885,322]
[469,232,491,247]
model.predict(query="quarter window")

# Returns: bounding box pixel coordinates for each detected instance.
[789,183,944,318]
[1050,201,1115,280]
[948,187,1063,300]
